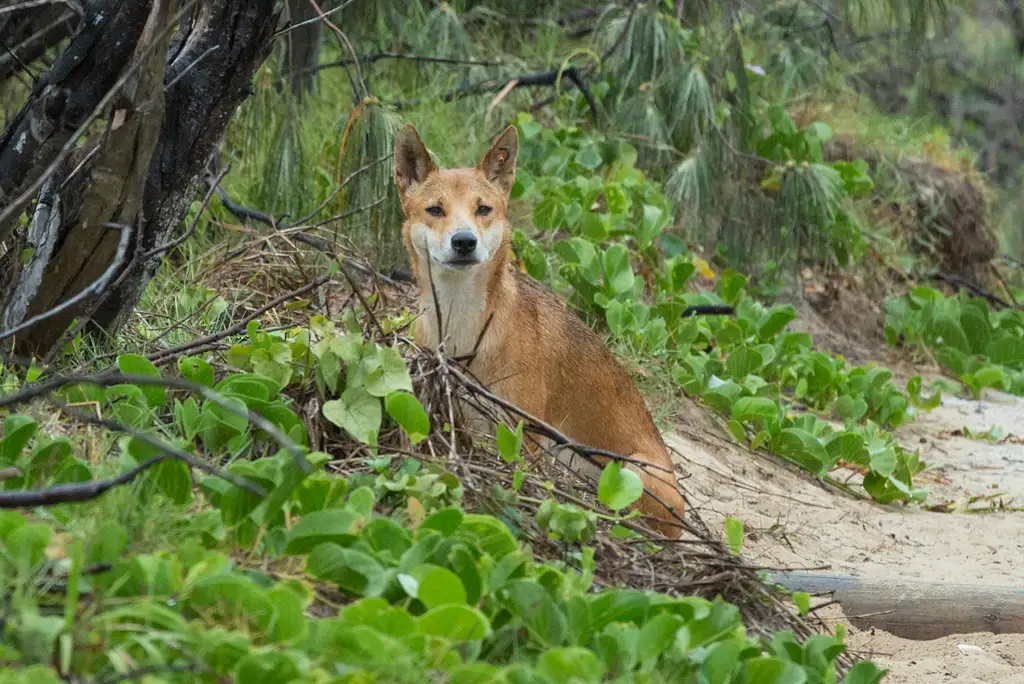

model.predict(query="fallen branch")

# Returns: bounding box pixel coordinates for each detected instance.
[273,0,355,38]
[310,52,502,73]
[392,65,598,121]
[0,404,266,509]
[56,400,266,495]
[925,272,1014,309]
[446,363,686,536]
[0,455,170,508]
[768,571,1024,640]
[450,364,672,475]
[682,304,734,317]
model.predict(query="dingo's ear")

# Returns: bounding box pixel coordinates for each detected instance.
[394,124,437,199]
[478,125,518,196]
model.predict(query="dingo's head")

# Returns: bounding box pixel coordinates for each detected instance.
[394,123,518,277]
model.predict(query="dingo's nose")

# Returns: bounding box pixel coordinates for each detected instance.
[451,231,478,256]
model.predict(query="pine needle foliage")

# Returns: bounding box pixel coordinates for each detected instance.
[332,99,406,270]
[209,0,957,276]
[586,0,947,273]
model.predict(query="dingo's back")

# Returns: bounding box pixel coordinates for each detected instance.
[394,123,686,538]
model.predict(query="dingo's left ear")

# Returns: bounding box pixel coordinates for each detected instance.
[478,125,518,196]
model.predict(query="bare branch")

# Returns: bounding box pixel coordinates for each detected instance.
[391,65,598,120]
[57,400,267,494]
[273,0,356,38]
[306,52,502,75]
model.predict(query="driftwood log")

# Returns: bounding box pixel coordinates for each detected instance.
[769,571,1024,641]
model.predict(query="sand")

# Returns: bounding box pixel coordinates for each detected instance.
[665,383,1024,683]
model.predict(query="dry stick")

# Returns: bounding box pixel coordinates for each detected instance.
[290,197,388,232]
[163,44,220,92]
[0,9,78,85]
[0,407,265,508]
[449,364,672,474]
[463,461,698,543]
[0,373,312,473]
[0,220,133,343]
[0,455,168,508]
[422,236,446,348]
[391,66,599,121]
[0,0,199,230]
[0,33,35,87]
[273,0,357,38]
[926,272,1015,310]
[308,0,366,99]
[311,53,502,72]
[331,252,384,338]
[0,1,82,15]
[142,294,220,348]
[682,304,734,317]
[600,0,640,62]
[253,154,390,228]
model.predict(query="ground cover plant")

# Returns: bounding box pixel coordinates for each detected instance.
[884,287,1024,397]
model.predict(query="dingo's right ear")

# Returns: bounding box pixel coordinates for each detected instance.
[394,124,437,199]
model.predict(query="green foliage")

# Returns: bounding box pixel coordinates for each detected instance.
[885,288,1024,397]
[597,461,644,511]
[0,317,886,683]
[512,115,930,503]
[725,517,745,556]
[0,486,876,684]
[586,2,881,273]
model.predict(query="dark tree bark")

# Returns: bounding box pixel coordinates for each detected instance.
[0,5,80,86]
[0,0,153,236]
[0,0,282,356]
[1008,0,1024,58]
[94,0,281,334]
[283,0,323,100]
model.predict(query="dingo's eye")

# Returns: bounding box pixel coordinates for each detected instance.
[426,205,445,217]
[476,205,492,217]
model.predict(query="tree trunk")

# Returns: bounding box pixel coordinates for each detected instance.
[283,0,324,101]
[1008,0,1024,58]
[0,0,153,236]
[0,0,281,357]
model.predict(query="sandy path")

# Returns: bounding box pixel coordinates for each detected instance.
[665,386,1024,683]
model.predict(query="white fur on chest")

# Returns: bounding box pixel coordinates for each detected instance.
[416,266,489,358]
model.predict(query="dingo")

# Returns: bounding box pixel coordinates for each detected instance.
[394,123,685,538]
